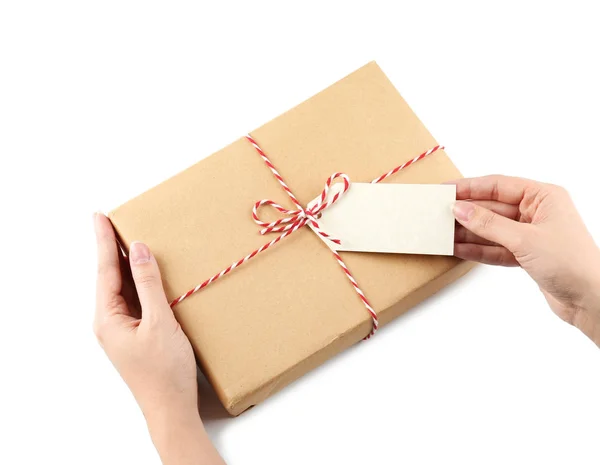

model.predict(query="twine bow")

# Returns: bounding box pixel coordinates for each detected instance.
[252,172,350,246]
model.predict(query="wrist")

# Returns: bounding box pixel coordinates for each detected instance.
[146,406,208,462]
[147,410,225,465]
[574,261,600,347]
[145,403,203,437]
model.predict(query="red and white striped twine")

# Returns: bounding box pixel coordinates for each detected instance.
[370,144,444,184]
[170,135,444,339]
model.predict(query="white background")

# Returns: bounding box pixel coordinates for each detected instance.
[1,1,599,464]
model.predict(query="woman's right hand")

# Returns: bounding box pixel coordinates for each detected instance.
[450,175,600,346]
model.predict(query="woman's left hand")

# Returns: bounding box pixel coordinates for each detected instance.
[93,212,199,425]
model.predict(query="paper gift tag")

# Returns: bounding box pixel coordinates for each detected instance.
[309,183,456,255]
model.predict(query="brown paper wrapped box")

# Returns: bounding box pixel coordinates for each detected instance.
[109,62,475,415]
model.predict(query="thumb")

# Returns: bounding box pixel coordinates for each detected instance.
[453,201,525,251]
[129,241,171,322]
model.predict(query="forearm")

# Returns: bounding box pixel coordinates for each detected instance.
[147,409,226,465]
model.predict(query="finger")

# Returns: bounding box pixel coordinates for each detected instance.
[455,225,497,246]
[448,175,540,204]
[94,213,122,307]
[128,241,171,323]
[454,200,521,246]
[119,251,142,320]
[470,200,520,220]
[454,243,519,267]
[453,201,527,251]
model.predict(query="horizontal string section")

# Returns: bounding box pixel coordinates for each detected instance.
[371,145,444,184]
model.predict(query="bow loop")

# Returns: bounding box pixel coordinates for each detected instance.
[252,199,305,235]
[309,172,351,216]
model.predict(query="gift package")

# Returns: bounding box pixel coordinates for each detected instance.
[109,62,474,415]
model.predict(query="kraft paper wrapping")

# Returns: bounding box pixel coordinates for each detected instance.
[109,62,475,415]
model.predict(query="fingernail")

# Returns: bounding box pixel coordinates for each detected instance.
[453,201,475,222]
[130,241,151,265]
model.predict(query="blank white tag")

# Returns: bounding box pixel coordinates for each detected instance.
[309,183,456,255]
